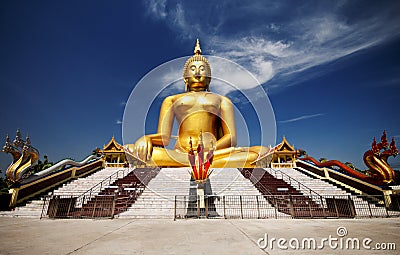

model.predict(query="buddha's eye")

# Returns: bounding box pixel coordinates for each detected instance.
[190,66,196,72]
[199,66,205,72]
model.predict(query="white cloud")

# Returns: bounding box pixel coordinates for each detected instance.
[173,3,185,28]
[116,120,122,125]
[279,113,325,124]
[144,1,400,91]
[146,0,167,19]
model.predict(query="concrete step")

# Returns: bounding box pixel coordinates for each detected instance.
[118,168,287,219]
[6,167,131,218]
[268,167,390,216]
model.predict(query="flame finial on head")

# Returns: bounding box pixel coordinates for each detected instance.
[194,39,202,55]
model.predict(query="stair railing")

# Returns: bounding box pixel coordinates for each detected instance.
[240,169,285,213]
[241,169,274,197]
[266,168,321,198]
[112,168,160,214]
[41,168,133,218]
[68,168,133,208]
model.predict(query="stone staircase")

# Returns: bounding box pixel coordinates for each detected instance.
[77,168,159,217]
[0,167,129,218]
[117,168,288,219]
[3,166,398,219]
[273,167,400,217]
[242,168,325,217]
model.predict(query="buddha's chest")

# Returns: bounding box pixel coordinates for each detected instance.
[173,93,221,115]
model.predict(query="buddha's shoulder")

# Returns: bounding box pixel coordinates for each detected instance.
[168,92,229,99]
[164,92,232,105]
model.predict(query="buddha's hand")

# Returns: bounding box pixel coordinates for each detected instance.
[133,136,153,161]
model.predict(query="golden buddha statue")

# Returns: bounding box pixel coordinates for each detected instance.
[124,39,270,168]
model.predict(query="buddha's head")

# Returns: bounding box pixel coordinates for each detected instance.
[183,39,211,92]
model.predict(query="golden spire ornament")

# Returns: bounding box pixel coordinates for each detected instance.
[194,38,202,55]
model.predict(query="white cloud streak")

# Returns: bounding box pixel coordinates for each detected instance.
[278,113,325,124]
[144,1,400,91]
[147,0,167,19]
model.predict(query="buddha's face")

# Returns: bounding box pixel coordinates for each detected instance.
[184,60,210,92]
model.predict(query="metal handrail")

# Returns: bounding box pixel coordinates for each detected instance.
[242,169,320,213]
[267,168,321,198]
[241,169,274,196]
[78,169,129,199]
[41,168,132,217]
[114,183,145,214]
[114,168,159,213]
[58,168,132,203]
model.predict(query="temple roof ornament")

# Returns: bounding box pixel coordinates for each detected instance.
[275,136,296,152]
[100,136,127,167]
[102,136,123,152]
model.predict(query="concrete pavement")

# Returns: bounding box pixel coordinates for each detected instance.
[0,217,399,255]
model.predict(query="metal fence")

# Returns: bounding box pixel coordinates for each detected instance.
[174,194,400,220]
[40,168,158,219]
[39,193,400,220]
[40,169,129,219]
[43,194,116,219]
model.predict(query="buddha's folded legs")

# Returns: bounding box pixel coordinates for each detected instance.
[125,145,270,168]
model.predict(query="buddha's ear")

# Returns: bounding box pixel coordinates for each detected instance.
[206,77,211,91]
[184,78,189,91]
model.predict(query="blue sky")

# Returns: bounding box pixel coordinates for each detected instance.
[1,0,399,173]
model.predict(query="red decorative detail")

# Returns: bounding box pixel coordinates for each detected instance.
[188,136,214,183]
[381,130,389,148]
[300,156,384,185]
[300,131,397,186]
[371,137,379,155]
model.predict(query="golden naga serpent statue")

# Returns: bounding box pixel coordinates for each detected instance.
[300,131,398,186]
[3,130,100,184]
[3,130,39,184]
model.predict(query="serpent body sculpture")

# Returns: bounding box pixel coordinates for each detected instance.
[300,131,398,186]
[22,154,100,184]
[2,130,100,184]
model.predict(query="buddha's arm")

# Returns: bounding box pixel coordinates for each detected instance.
[216,96,237,149]
[154,95,174,146]
[133,96,174,160]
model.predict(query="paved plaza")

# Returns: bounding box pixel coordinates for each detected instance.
[0,217,399,255]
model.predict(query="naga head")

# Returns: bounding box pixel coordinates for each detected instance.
[2,134,13,153]
[380,130,389,149]
[13,129,25,149]
[371,137,379,155]
[22,136,31,153]
[390,137,398,157]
